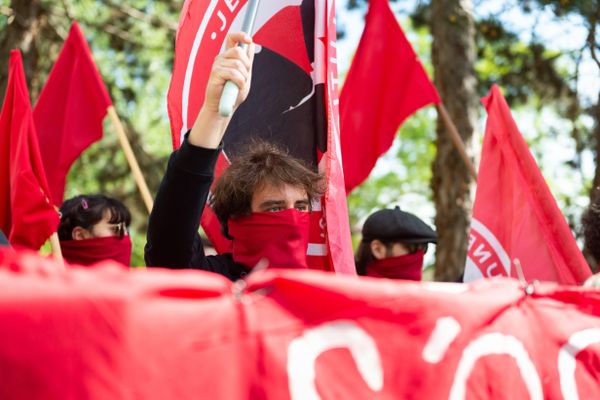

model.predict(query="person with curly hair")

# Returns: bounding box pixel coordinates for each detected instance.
[145,32,324,280]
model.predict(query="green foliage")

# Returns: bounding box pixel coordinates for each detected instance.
[347,107,437,246]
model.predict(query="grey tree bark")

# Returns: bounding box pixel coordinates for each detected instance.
[430,0,479,281]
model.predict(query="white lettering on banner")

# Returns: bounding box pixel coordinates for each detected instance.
[449,333,543,400]
[466,218,511,279]
[468,232,476,251]
[558,328,600,400]
[224,0,240,12]
[473,244,492,264]
[287,320,383,400]
[423,317,461,364]
[210,10,227,40]
[307,244,327,257]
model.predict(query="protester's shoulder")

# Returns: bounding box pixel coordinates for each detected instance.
[171,134,222,176]
[205,253,249,281]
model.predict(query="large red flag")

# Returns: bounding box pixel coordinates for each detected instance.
[465,85,590,284]
[339,0,440,194]
[0,51,59,249]
[33,22,112,206]
[167,0,355,274]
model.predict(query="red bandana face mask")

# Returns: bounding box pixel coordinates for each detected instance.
[366,250,424,281]
[227,209,310,269]
[60,236,132,267]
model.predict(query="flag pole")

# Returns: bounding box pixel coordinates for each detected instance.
[106,106,154,214]
[49,232,65,269]
[436,103,478,181]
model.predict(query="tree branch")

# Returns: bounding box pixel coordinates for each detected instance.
[101,0,177,32]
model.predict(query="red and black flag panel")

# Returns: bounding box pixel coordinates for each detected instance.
[168,0,354,273]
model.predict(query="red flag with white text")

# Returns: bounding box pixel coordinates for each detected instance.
[465,85,590,284]
[167,0,354,273]
[33,22,112,206]
[1,249,600,399]
[0,51,59,249]
[339,0,440,194]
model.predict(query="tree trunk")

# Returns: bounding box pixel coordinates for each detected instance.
[430,0,478,281]
[584,93,600,273]
[0,0,47,100]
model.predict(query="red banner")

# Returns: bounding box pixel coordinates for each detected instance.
[1,249,600,399]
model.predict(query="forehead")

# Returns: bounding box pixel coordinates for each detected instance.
[252,182,308,203]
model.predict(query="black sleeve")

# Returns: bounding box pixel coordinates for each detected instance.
[145,134,222,269]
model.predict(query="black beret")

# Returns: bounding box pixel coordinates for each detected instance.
[361,206,437,244]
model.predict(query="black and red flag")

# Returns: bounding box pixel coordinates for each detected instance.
[168,0,354,273]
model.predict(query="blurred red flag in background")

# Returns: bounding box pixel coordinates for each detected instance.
[339,0,440,194]
[33,22,112,206]
[0,51,59,249]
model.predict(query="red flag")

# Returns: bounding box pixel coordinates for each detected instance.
[0,51,59,249]
[465,85,590,284]
[33,22,112,206]
[339,0,440,194]
[168,0,355,274]
[3,250,600,398]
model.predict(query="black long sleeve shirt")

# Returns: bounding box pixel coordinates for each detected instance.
[144,136,250,281]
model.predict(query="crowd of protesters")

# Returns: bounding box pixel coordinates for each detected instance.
[2,30,599,287]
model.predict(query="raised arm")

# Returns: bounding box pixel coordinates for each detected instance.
[189,32,255,148]
[145,32,254,269]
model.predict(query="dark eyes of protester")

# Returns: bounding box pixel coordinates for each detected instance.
[265,204,309,212]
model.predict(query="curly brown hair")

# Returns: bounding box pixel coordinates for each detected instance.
[210,141,324,239]
[583,189,600,262]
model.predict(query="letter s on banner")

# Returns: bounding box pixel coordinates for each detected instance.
[558,328,600,400]
[287,320,383,400]
[449,333,543,400]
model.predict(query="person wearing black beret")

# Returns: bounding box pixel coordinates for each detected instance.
[356,206,437,280]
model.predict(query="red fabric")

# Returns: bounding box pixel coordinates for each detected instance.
[465,85,591,284]
[2,249,600,399]
[339,0,440,194]
[323,2,357,274]
[0,51,59,249]
[33,22,112,206]
[60,236,132,267]
[366,250,424,280]
[168,0,355,274]
[228,209,310,269]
